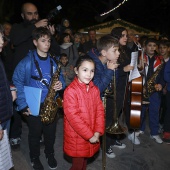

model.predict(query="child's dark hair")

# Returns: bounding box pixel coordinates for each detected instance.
[60,53,68,58]
[159,40,170,47]
[144,38,157,46]
[97,34,119,52]
[75,55,95,70]
[32,27,52,40]
[60,33,70,44]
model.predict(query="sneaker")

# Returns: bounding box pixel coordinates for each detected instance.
[106,146,116,158]
[10,137,21,150]
[46,153,57,169]
[128,132,140,145]
[31,158,44,170]
[112,140,126,149]
[135,130,144,137]
[150,135,163,144]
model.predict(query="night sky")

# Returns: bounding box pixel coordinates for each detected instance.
[2,0,170,37]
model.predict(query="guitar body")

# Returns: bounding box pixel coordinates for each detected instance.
[130,76,143,129]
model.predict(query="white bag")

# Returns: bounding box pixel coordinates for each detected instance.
[0,129,13,170]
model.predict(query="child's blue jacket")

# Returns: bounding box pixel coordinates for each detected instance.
[12,50,65,111]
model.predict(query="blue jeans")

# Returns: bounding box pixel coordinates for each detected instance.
[140,92,161,135]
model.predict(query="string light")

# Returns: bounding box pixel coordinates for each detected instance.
[100,0,128,16]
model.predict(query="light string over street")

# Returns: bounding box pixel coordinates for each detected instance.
[100,0,128,16]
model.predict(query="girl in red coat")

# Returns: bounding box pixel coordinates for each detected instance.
[63,55,105,170]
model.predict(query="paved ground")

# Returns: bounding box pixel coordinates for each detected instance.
[11,115,170,170]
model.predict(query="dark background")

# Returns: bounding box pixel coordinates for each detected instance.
[1,0,170,37]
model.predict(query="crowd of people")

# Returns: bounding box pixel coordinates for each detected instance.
[0,2,170,170]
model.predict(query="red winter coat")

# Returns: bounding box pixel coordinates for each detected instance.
[63,77,105,157]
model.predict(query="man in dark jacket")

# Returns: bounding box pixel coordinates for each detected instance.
[83,29,97,54]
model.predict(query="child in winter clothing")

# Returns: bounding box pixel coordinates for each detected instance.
[12,27,65,170]
[60,53,75,86]
[63,56,105,170]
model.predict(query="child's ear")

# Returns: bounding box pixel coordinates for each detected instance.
[101,49,106,57]
[168,47,170,52]
[33,40,37,47]
[74,67,78,74]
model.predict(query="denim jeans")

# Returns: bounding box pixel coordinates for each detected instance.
[26,115,57,159]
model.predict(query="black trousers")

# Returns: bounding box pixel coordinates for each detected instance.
[163,91,170,132]
[26,115,57,159]
[10,105,22,139]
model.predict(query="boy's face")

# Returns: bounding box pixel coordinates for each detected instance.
[33,35,51,56]
[101,46,120,63]
[60,56,68,66]
[159,44,170,57]
[0,33,4,52]
[145,42,157,56]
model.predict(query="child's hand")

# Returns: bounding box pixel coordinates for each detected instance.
[89,135,99,144]
[155,84,162,91]
[94,132,100,140]
[11,91,17,101]
[23,108,31,116]
[107,61,119,70]
[0,130,4,140]
[123,65,134,72]
[53,81,62,91]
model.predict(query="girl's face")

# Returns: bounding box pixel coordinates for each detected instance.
[74,61,95,85]
[64,35,70,43]
[119,30,128,46]
[0,33,4,52]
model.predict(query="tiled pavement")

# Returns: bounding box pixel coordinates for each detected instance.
[12,117,170,170]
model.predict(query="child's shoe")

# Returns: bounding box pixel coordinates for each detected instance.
[31,158,44,170]
[46,153,57,169]
[106,146,116,158]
